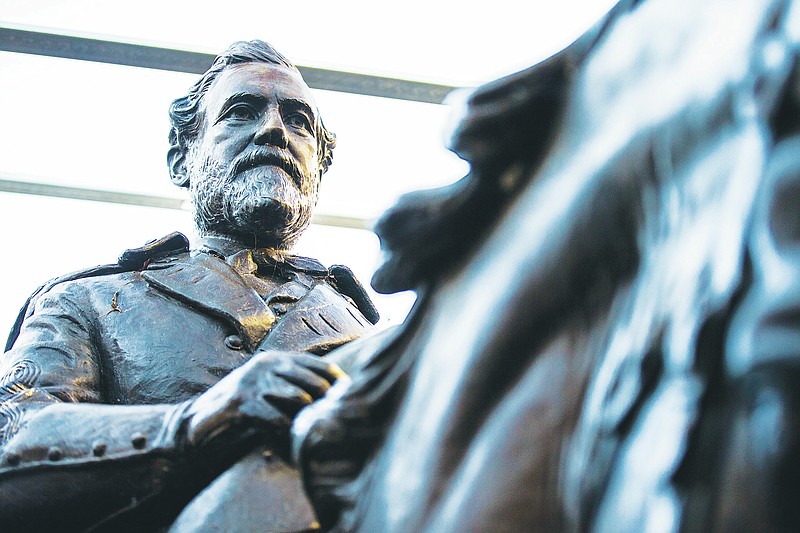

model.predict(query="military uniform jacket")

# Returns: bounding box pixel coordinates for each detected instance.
[0,232,378,530]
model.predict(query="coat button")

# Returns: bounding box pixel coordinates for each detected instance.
[131,432,147,450]
[4,451,20,466]
[92,441,107,457]
[48,447,63,461]
[224,335,244,350]
[270,303,288,316]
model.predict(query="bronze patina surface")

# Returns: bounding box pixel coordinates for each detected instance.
[292,1,800,531]
[0,40,377,532]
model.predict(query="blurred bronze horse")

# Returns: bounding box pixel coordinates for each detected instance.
[293,0,800,530]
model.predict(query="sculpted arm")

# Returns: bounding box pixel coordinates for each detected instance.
[0,281,342,530]
[0,281,188,529]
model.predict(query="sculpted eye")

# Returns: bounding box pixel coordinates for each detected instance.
[285,113,312,133]
[221,104,257,122]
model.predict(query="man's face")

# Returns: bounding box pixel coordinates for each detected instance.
[186,63,321,248]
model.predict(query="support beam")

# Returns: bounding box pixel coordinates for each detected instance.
[0,26,459,104]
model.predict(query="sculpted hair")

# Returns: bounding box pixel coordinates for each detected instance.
[168,40,336,174]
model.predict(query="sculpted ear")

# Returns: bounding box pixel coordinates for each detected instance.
[168,128,190,188]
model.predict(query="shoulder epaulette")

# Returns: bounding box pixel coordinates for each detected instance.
[4,232,190,352]
[117,232,190,269]
[329,264,380,325]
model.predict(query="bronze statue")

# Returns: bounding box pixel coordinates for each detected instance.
[0,40,378,531]
[7,0,800,530]
[292,0,800,531]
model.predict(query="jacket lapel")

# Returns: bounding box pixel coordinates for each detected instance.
[142,252,276,351]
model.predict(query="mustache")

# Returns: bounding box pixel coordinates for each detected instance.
[230,148,304,186]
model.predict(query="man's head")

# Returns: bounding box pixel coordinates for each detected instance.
[168,40,336,249]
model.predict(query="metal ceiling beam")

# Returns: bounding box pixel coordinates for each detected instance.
[0,177,372,231]
[0,26,458,104]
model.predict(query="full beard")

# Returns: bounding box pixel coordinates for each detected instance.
[189,155,318,250]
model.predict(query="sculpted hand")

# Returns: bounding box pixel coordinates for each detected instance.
[182,350,347,451]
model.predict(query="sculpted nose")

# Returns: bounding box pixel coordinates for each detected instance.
[254,111,288,149]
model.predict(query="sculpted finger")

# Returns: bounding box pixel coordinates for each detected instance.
[274,364,333,399]
[238,396,291,431]
[292,353,348,383]
[259,378,315,417]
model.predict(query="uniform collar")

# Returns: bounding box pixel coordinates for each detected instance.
[196,235,329,279]
[197,235,281,277]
